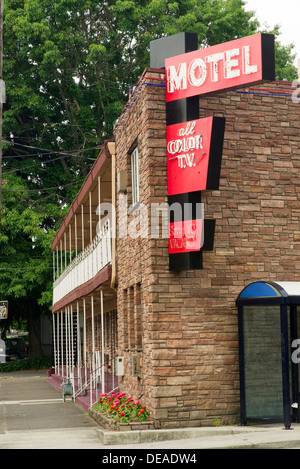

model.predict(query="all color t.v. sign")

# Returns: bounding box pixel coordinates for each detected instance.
[167,116,225,196]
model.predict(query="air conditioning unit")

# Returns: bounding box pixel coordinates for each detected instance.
[130,354,142,377]
[115,356,124,376]
[117,171,127,192]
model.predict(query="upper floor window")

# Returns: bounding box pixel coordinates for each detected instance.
[131,147,139,206]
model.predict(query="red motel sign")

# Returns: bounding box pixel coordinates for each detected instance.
[165,33,275,102]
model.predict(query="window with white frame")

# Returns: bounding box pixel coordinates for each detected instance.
[131,147,139,205]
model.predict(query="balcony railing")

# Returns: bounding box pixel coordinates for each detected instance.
[53,219,112,305]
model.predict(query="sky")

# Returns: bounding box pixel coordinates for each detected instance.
[244,0,299,68]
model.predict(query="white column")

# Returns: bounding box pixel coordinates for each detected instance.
[53,251,55,282]
[53,314,57,374]
[75,214,78,256]
[61,310,64,377]
[77,301,81,392]
[60,240,63,275]
[89,191,92,243]
[83,297,87,387]
[69,224,72,263]
[98,176,101,228]
[64,232,67,268]
[91,295,95,378]
[71,304,74,371]
[65,307,69,378]
[56,312,60,375]
[56,246,59,278]
[81,204,85,251]
[101,289,105,394]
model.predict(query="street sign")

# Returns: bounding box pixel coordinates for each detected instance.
[0,301,8,319]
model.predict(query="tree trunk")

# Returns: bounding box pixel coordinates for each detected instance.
[27,303,44,358]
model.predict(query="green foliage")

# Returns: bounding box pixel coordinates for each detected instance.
[0,356,52,372]
[1,0,297,352]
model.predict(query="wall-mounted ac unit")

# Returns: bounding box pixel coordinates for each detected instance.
[130,354,142,377]
[117,171,127,192]
[115,356,124,376]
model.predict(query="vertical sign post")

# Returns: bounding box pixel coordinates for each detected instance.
[151,32,275,271]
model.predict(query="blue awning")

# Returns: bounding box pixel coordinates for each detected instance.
[237,281,300,304]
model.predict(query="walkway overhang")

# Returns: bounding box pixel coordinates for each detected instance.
[52,139,115,252]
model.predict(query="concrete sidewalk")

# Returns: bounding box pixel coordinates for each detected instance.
[1,370,300,449]
[40,372,300,449]
[97,423,300,449]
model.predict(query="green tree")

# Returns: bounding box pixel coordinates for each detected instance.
[0,172,64,356]
[1,0,297,355]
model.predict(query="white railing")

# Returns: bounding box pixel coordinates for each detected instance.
[53,219,112,305]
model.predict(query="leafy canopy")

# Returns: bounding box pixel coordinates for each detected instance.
[1,0,297,343]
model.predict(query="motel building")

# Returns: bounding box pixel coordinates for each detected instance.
[51,32,300,430]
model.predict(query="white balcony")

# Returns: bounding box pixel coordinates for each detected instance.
[53,219,112,305]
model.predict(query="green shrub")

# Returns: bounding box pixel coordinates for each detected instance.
[0,356,51,372]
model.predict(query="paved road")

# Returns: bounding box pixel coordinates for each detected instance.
[0,370,103,449]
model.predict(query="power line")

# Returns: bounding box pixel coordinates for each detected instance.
[2,177,85,192]
[4,140,102,158]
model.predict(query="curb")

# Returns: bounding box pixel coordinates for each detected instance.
[96,425,268,446]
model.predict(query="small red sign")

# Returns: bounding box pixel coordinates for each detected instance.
[169,219,203,254]
[165,33,271,102]
[167,117,214,196]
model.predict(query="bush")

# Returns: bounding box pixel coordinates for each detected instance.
[0,356,51,372]
[93,391,151,423]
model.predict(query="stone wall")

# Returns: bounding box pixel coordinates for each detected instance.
[114,71,300,428]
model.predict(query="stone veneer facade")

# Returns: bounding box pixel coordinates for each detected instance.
[113,68,300,428]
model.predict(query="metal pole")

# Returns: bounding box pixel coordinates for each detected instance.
[281,303,291,429]
[290,305,299,422]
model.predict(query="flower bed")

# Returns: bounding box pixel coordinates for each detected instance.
[89,391,154,431]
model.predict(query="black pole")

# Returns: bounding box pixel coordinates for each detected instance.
[280,302,291,429]
[237,305,247,425]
